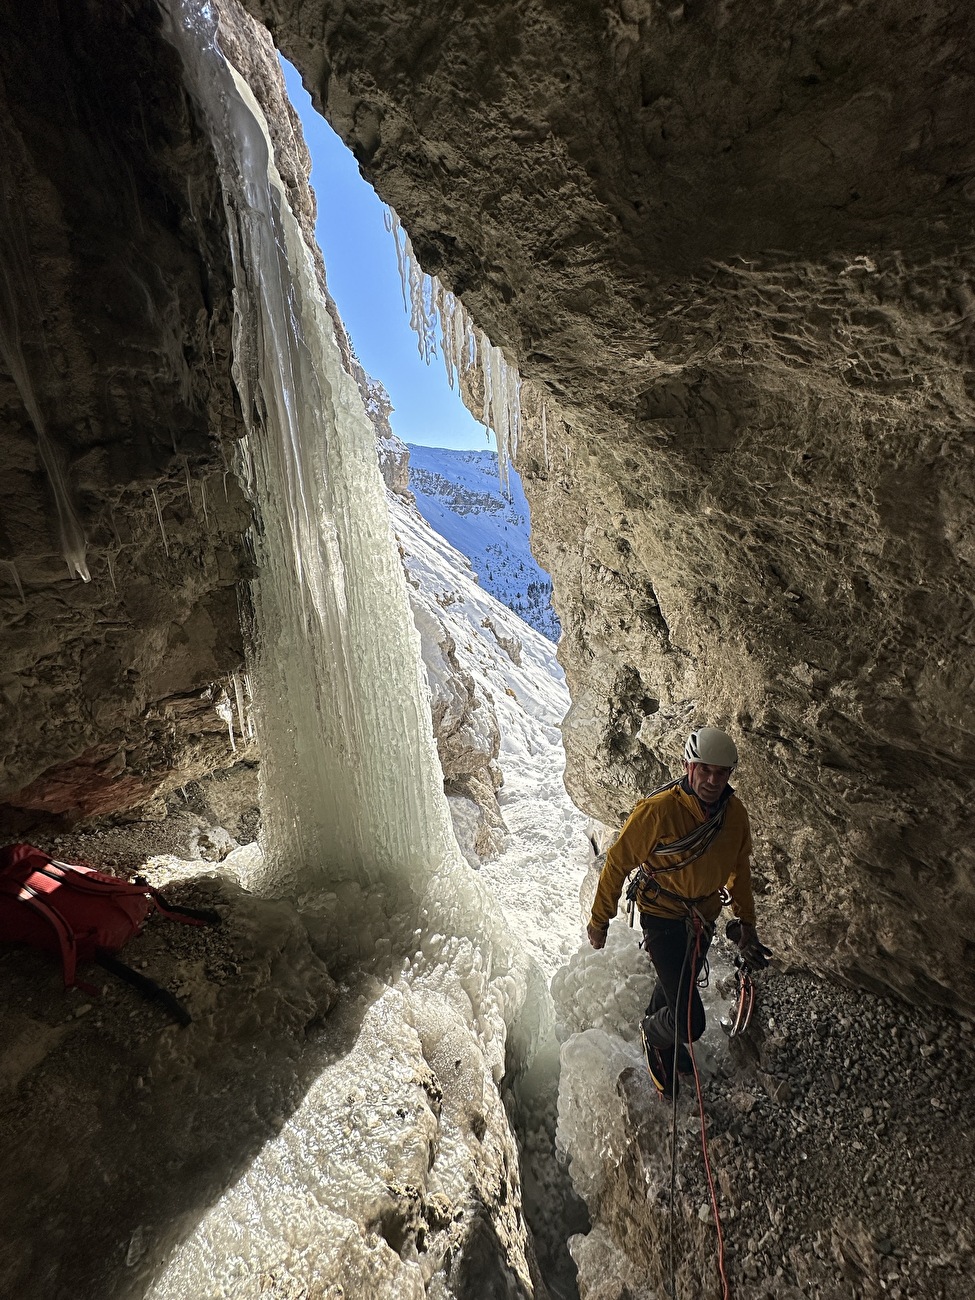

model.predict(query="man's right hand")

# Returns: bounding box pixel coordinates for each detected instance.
[587,921,608,949]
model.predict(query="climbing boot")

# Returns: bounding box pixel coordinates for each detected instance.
[642,1029,678,1100]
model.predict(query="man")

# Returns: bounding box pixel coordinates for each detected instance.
[586,726,770,1100]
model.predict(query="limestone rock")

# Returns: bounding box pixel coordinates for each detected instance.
[0,0,972,1019]
[409,586,507,860]
[0,0,252,820]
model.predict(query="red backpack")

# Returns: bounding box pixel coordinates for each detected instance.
[0,842,221,1025]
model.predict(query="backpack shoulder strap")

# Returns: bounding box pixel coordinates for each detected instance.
[45,865,221,925]
[43,861,149,898]
[134,879,222,927]
[94,951,193,1026]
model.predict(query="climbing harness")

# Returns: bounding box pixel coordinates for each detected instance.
[624,784,729,928]
[626,784,767,1298]
[724,918,768,1037]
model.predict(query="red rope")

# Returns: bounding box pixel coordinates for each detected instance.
[686,918,732,1300]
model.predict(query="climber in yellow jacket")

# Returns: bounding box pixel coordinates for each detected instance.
[587,725,770,1099]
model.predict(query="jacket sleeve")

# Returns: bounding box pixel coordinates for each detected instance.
[725,804,756,926]
[589,800,658,930]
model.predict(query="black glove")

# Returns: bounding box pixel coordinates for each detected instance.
[726,919,772,970]
[587,921,608,950]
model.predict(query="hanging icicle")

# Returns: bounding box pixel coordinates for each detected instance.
[163,0,460,891]
[214,690,236,753]
[1,559,26,607]
[231,671,248,744]
[150,485,171,557]
[384,206,526,482]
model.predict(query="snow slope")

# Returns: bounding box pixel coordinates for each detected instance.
[406,444,561,643]
[388,491,589,979]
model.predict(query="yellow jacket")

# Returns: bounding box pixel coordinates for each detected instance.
[590,781,755,928]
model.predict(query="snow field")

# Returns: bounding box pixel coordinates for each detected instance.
[406,443,560,642]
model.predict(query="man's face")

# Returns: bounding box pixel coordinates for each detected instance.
[685,761,732,805]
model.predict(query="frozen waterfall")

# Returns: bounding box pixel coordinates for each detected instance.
[164,0,459,900]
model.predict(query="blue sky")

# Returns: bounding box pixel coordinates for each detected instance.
[282,60,488,451]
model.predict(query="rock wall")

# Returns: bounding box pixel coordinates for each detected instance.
[248,0,975,1012]
[0,0,360,828]
[0,0,255,823]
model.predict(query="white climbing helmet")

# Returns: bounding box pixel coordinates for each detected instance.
[684,726,738,769]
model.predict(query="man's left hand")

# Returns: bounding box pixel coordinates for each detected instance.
[736,922,772,970]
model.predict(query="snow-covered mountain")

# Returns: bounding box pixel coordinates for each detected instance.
[406,444,561,642]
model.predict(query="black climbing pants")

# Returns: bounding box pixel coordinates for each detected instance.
[640,913,712,1050]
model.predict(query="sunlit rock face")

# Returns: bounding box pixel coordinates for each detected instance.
[251,0,975,1010]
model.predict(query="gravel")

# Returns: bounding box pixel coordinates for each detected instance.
[647,950,975,1300]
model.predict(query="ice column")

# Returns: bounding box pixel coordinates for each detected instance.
[164,0,458,896]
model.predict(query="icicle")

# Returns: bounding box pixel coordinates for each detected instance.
[384,206,522,487]
[179,785,188,802]
[0,192,91,582]
[214,691,236,752]
[163,0,460,892]
[38,433,92,580]
[182,455,196,517]
[480,331,493,430]
[150,486,170,557]
[199,477,210,528]
[231,671,247,743]
[106,551,118,593]
[450,298,467,389]
[2,559,26,606]
[491,343,508,458]
[506,366,521,461]
[387,209,410,317]
[242,673,256,739]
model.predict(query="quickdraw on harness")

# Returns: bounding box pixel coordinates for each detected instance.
[725,918,757,1036]
[729,963,756,1037]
